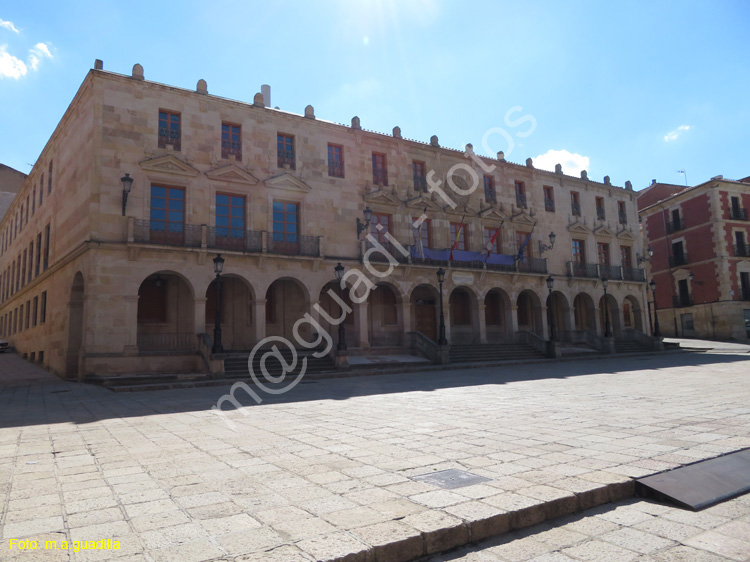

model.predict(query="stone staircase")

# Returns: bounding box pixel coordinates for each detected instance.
[614,340,653,354]
[84,372,212,392]
[224,347,336,379]
[449,343,545,363]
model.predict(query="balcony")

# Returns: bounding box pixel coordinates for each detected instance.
[158,127,181,150]
[619,211,627,225]
[208,227,262,253]
[516,257,547,274]
[567,262,599,278]
[268,235,320,257]
[735,244,750,257]
[328,163,344,178]
[134,220,202,247]
[666,217,684,234]
[730,207,749,221]
[596,207,606,220]
[413,175,427,192]
[516,193,527,209]
[599,264,622,281]
[409,255,546,274]
[669,253,689,267]
[373,167,388,186]
[571,202,581,217]
[365,242,410,264]
[277,149,295,169]
[622,267,646,282]
[673,295,693,308]
[221,139,241,160]
[544,198,555,212]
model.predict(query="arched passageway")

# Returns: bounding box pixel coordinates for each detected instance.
[206,275,254,350]
[411,285,439,342]
[137,272,195,352]
[517,290,543,336]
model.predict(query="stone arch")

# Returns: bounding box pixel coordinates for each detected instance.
[65,272,85,380]
[206,274,256,351]
[547,290,571,341]
[411,284,439,342]
[484,288,513,342]
[623,294,643,332]
[573,293,596,333]
[265,277,311,342]
[599,293,621,337]
[136,271,195,351]
[517,289,543,337]
[449,285,480,344]
[368,282,404,347]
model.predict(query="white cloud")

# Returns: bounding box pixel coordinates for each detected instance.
[0,45,27,79]
[664,125,690,142]
[0,18,20,33]
[533,149,590,176]
[29,42,52,70]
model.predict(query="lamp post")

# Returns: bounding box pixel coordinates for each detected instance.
[121,173,133,216]
[602,277,612,338]
[538,232,557,256]
[546,275,557,342]
[436,267,447,345]
[356,206,373,239]
[212,254,225,354]
[334,262,347,351]
[650,279,660,338]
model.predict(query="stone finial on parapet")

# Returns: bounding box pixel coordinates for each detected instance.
[132,64,144,80]
[253,93,264,107]
[526,158,533,168]
[197,79,208,95]
[94,59,103,70]
[351,116,361,129]
[430,135,439,147]
[625,181,633,191]
[304,105,315,119]
[465,143,474,155]
[555,163,563,174]
[393,126,401,138]
[580,170,588,180]
[604,175,611,185]
[497,151,505,161]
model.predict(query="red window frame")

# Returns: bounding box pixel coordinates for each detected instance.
[572,239,586,264]
[221,122,241,160]
[413,160,426,191]
[571,191,581,216]
[483,175,496,203]
[158,110,181,150]
[328,143,344,177]
[277,133,295,169]
[484,227,502,254]
[620,246,632,268]
[450,222,467,251]
[515,230,533,258]
[369,213,391,245]
[372,153,388,185]
[543,185,555,211]
[412,216,431,249]
[598,242,610,265]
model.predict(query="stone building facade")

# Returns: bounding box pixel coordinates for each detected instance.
[0,163,26,221]
[639,176,750,340]
[0,63,649,379]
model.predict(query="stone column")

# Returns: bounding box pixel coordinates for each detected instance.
[478,303,487,344]
[194,297,207,334]
[510,304,519,337]
[252,299,266,345]
[123,295,140,355]
[355,301,369,348]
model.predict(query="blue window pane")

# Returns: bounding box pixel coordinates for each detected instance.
[168,222,183,233]
[217,194,228,205]
[169,189,184,200]
[285,203,297,213]
[216,227,228,237]
[169,200,184,211]
[231,228,243,238]
[287,234,298,242]
[151,186,166,198]
[231,207,244,218]
[286,224,297,234]
[216,216,229,227]
[273,201,283,212]
[272,232,284,241]
[168,211,183,222]
[151,198,166,209]
[150,209,166,220]
[273,212,284,222]
[151,221,165,231]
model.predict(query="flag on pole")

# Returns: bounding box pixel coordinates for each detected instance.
[516,225,535,261]
[449,220,465,261]
[485,227,500,262]
[412,206,427,259]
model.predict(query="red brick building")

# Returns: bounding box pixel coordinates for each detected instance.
[639,176,750,340]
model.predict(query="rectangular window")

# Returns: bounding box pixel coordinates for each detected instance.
[221,122,241,160]
[515,181,527,208]
[597,242,610,266]
[413,161,426,191]
[515,231,533,258]
[215,193,245,250]
[25,196,29,224]
[39,180,43,206]
[571,191,581,217]
[620,246,632,269]
[618,201,627,224]
[31,188,35,215]
[327,143,344,177]
[40,291,47,323]
[543,185,555,212]
[48,161,53,193]
[451,222,467,251]
[150,186,185,245]
[572,239,586,264]
[43,224,50,270]
[372,153,388,185]
[272,201,300,254]
[16,254,21,289]
[158,110,181,150]
[277,133,295,169]
[35,233,41,276]
[484,227,502,254]
[32,296,38,327]
[672,240,687,266]
[21,249,26,287]
[596,196,605,220]
[28,242,33,281]
[413,216,431,250]
[25,300,30,330]
[19,203,23,230]
[483,175,496,203]
[18,304,23,333]
[370,213,391,246]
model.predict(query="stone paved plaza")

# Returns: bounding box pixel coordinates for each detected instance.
[1,349,750,561]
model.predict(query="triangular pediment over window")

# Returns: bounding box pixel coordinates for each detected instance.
[365,188,401,206]
[567,221,591,235]
[510,210,536,226]
[264,173,311,193]
[139,154,200,177]
[206,164,259,185]
[617,228,636,241]
[404,193,443,213]
[593,225,614,237]
[479,206,507,221]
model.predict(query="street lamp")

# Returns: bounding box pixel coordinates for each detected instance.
[356,206,373,239]
[538,232,557,256]
[436,267,447,345]
[650,279,660,338]
[334,262,347,351]
[212,254,225,354]
[637,246,654,265]
[546,275,557,342]
[121,173,133,216]
[601,277,612,338]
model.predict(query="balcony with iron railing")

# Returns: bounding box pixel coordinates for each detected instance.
[622,267,646,282]
[373,167,388,186]
[669,253,689,267]
[735,244,750,257]
[221,139,241,160]
[571,202,581,217]
[328,162,344,178]
[413,175,427,192]
[596,207,606,220]
[516,193,527,209]
[673,294,693,308]
[666,217,684,234]
[544,198,555,212]
[277,149,295,169]
[730,207,749,221]
[619,211,627,225]
[268,235,320,257]
[207,227,262,253]
[567,262,599,278]
[158,127,181,150]
[599,264,622,281]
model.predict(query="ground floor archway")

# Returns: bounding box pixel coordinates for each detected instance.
[411,284,439,342]
[517,290,543,336]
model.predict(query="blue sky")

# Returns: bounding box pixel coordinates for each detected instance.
[1,0,748,190]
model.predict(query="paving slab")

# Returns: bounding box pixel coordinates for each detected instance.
[1,350,750,561]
